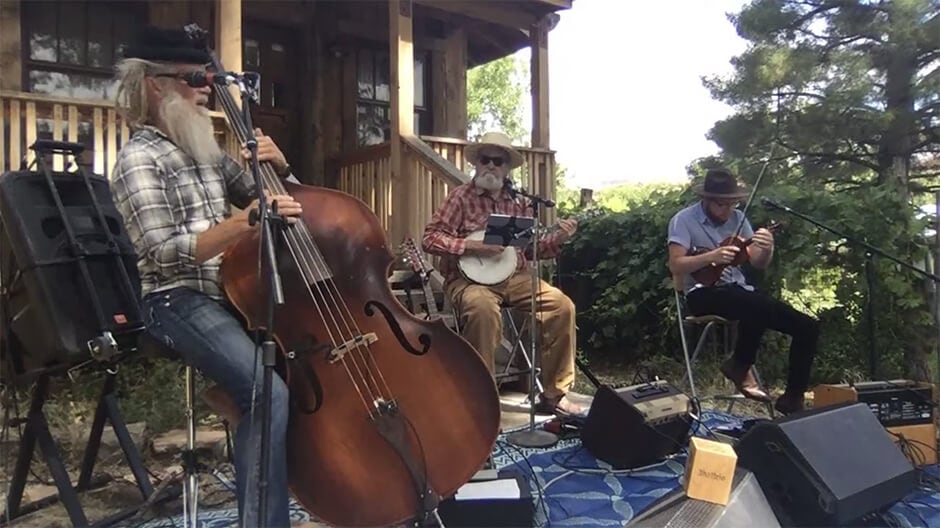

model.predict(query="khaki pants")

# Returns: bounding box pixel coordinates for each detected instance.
[446,272,576,399]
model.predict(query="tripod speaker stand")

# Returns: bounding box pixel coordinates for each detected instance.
[1,140,176,526]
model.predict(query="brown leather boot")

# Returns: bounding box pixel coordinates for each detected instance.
[719,358,771,403]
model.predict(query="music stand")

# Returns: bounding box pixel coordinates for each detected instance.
[480,215,559,448]
[482,214,535,249]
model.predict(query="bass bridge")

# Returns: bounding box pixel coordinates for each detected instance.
[328,332,378,363]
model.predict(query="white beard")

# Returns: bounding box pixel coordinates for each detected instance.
[474,171,504,192]
[158,91,223,166]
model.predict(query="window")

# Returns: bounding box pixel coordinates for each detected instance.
[23,1,146,100]
[355,48,431,146]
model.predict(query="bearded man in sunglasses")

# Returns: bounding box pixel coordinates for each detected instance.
[108,26,307,527]
[422,131,583,417]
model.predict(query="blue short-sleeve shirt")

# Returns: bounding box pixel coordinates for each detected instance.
[667,201,754,293]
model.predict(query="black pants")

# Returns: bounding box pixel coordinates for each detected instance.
[685,284,819,396]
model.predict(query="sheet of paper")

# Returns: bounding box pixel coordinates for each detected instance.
[454,478,521,500]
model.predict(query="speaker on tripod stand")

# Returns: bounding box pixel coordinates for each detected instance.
[0,140,169,527]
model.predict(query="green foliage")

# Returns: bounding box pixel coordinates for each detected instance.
[466,56,528,143]
[558,183,935,387]
[593,182,686,213]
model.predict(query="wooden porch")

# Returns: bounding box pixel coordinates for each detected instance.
[0,0,569,243]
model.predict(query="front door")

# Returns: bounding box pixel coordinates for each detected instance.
[243,23,302,179]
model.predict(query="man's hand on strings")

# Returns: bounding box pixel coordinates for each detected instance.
[242,128,289,175]
[752,228,775,250]
[710,245,740,265]
[463,240,506,257]
[555,218,578,243]
[242,192,303,225]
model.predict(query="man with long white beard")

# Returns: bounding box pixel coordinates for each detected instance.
[109,27,303,528]
[422,131,584,416]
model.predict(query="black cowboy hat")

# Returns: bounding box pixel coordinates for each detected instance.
[692,168,749,199]
[122,26,211,65]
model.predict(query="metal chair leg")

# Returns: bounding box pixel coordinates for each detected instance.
[505,310,544,396]
[182,365,199,528]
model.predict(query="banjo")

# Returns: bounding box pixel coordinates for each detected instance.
[457,208,602,285]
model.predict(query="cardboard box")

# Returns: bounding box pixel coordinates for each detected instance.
[684,437,737,505]
[886,423,938,465]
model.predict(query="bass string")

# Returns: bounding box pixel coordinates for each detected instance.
[214,88,389,411]
[257,169,395,404]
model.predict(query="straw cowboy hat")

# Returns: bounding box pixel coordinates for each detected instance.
[692,168,749,199]
[465,131,525,169]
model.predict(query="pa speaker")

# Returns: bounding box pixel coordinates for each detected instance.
[582,380,691,469]
[736,402,917,526]
[0,168,143,376]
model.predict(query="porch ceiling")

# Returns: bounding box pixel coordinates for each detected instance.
[414,0,574,67]
[243,0,573,68]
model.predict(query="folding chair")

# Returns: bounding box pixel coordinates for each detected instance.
[673,275,774,416]
[494,304,543,395]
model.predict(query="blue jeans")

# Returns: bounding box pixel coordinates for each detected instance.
[142,286,290,528]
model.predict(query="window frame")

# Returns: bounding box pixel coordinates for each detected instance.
[20,1,148,98]
[353,43,432,146]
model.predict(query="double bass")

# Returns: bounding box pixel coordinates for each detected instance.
[186,26,501,527]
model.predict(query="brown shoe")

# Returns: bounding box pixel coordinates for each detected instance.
[774,393,805,415]
[719,359,771,403]
[535,394,587,417]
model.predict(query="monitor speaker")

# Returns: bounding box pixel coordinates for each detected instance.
[581,380,691,469]
[0,167,143,378]
[735,402,917,526]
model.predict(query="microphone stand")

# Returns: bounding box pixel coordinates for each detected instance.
[762,198,940,379]
[234,75,285,526]
[506,184,559,448]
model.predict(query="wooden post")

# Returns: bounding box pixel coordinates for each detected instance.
[579,188,594,208]
[0,0,22,91]
[530,16,550,149]
[431,27,467,138]
[216,0,243,109]
[390,0,415,244]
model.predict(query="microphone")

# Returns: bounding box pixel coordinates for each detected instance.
[503,178,518,198]
[179,71,257,88]
[760,196,783,210]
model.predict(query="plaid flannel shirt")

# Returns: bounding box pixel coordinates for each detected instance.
[109,126,257,301]
[422,182,564,283]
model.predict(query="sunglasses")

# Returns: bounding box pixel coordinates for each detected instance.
[479,155,506,167]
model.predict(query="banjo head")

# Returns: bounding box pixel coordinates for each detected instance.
[458,230,517,285]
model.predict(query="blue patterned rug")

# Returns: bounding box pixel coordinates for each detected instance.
[131,411,940,527]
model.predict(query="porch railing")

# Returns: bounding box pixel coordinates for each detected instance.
[0,91,237,178]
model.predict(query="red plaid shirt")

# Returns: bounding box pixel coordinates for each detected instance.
[422,182,564,283]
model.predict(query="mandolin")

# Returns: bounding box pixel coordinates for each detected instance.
[400,237,439,320]
[689,221,782,286]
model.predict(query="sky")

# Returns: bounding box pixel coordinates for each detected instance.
[517,0,750,190]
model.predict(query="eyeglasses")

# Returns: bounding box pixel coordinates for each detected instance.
[479,155,506,167]
[152,70,212,88]
[711,200,740,208]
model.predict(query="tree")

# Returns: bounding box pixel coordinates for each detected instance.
[704,0,940,380]
[705,0,939,193]
[467,55,529,143]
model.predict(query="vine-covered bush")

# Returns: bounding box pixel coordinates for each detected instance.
[557,183,935,387]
